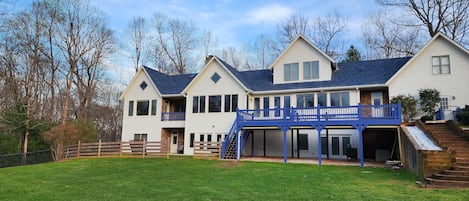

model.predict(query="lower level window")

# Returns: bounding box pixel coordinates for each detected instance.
[134,133,148,141]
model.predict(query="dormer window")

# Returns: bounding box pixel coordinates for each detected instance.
[284,63,299,81]
[303,61,319,80]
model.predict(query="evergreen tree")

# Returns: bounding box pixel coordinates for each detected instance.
[343,45,361,62]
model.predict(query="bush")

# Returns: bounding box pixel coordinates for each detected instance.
[456,111,469,125]
[420,115,434,122]
[390,94,417,122]
[418,88,441,117]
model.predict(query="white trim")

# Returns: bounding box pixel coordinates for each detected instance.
[386,33,469,85]
[268,35,336,70]
[249,84,387,95]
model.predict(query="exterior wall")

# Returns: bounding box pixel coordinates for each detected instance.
[121,70,162,142]
[184,61,247,155]
[243,129,359,159]
[272,37,333,84]
[388,37,469,118]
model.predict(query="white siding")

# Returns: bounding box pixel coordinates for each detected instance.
[121,71,162,142]
[388,37,469,113]
[272,38,332,84]
[184,61,247,155]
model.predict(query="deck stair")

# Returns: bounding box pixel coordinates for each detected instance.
[418,122,469,188]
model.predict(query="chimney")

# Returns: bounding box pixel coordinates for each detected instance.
[205,55,214,64]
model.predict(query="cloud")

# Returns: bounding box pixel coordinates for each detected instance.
[246,4,293,24]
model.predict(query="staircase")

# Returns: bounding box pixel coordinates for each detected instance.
[221,120,250,160]
[223,134,237,159]
[418,122,469,188]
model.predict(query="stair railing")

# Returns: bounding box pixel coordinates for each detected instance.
[221,120,237,159]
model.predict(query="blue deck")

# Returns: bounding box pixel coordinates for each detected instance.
[223,103,402,167]
[236,104,402,128]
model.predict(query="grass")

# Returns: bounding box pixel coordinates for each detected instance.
[0,157,468,201]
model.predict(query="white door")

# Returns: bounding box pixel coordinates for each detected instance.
[371,92,383,117]
[170,132,178,154]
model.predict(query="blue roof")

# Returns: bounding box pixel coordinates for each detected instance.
[222,57,411,91]
[143,66,196,95]
[143,57,411,94]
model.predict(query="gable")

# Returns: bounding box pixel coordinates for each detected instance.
[183,58,247,96]
[387,34,469,107]
[120,68,161,100]
[271,36,334,84]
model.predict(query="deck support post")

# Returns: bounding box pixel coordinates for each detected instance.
[314,125,326,165]
[280,126,289,164]
[236,126,241,160]
[354,124,367,168]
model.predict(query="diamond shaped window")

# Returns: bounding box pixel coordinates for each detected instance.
[140,81,148,90]
[211,72,221,83]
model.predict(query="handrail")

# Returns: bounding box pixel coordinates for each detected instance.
[221,120,237,159]
[161,112,185,121]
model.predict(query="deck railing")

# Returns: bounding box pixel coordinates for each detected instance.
[161,112,185,121]
[237,103,401,124]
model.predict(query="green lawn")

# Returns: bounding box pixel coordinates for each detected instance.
[0,157,468,201]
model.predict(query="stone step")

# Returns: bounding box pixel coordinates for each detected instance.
[433,173,469,181]
[443,169,469,176]
[425,177,469,188]
[454,166,469,171]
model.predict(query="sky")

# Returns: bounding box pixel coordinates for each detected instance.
[3,0,383,87]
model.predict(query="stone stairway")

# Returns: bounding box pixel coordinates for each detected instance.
[419,122,469,188]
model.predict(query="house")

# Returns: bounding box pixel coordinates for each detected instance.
[120,33,469,167]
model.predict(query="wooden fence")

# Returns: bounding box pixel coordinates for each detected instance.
[193,141,221,159]
[64,140,169,159]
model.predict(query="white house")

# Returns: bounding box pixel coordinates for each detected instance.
[120,33,469,167]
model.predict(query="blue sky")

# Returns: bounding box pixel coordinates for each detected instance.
[92,0,380,47]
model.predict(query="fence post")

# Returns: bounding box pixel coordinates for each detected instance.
[77,140,81,158]
[218,142,222,158]
[142,139,146,158]
[119,141,123,158]
[167,137,170,159]
[98,139,102,158]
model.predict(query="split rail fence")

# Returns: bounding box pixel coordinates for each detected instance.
[64,140,169,159]
[193,141,221,159]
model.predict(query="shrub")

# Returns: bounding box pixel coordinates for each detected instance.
[419,88,441,117]
[420,115,434,122]
[391,94,417,122]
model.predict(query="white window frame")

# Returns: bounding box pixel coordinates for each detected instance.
[432,55,450,74]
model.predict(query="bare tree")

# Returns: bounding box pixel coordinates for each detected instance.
[362,11,423,59]
[379,0,469,45]
[151,13,196,74]
[201,30,217,59]
[127,16,147,73]
[273,14,311,54]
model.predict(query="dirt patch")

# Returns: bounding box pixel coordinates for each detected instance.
[218,161,243,169]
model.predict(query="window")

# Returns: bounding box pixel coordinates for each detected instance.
[440,97,449,110]
[128,100,134,116]
[209,95,221,112]
[199,134,205,142]
[317,93,327,107]
[211,72,221,83]
[224,94,238,112]
[263,97,270,117]
[284,63,299,81]
[140,81,147,90]
[190,133,194,148]
[207,134,212,142]
[321,137,327,154]
[192,96,206,113]
[298,134,308,150]
[151,100,157,116]
[330,92,350,106]
[134,133,147,141]
[303,61,319,80]
[217,134,222,142]
[332,137,340,155]
[254,98,260,117]
[432,55,450,74]
[274,96,281,117]
[136,100,149,115]
[297,94,314,108]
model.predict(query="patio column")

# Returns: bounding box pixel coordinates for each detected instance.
[314,125,326,165]
[354,124,367,168]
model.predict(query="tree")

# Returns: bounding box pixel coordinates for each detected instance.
[362,11,422,59]
[391,94,418,122]
[419,88,441,118]
[127,16,147,73]
[342,45,361,62]
[151,13,196,74]
[380,0,469,45]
